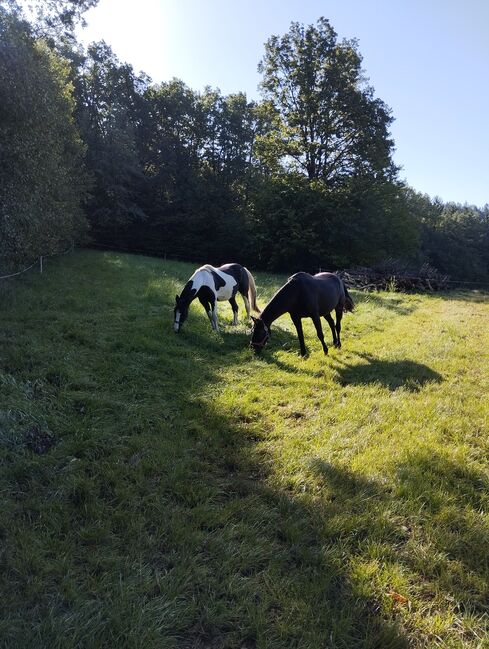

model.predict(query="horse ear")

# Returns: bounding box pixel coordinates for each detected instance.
[175,294,180,301]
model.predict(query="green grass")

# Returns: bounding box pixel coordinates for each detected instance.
[1,250,488,648]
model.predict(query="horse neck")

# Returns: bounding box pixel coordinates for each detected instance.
[180,276,201,305]
[261,283,292,326]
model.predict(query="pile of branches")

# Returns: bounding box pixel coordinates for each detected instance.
[339,261,449,292]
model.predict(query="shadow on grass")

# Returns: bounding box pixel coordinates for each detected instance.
[5,252,486,648]
[436,289,489,304]
[332,353,443,391]
[352,291,422,315]
[250,320,347,366]
[310,452,489,618]
[0,251,410,648]
[394,451,489,584]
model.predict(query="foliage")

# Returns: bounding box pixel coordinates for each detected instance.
[1,7,488,281]
[1,250,488,647]
[246,175,419,271]
[18,0,99,40]
[0,9,88,270]
[72,42,149,233]
[404,188,489,282]
[257,18,397,185]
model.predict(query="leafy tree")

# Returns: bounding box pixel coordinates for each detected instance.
[73,42,148,236]
[130,82,259,261]
[258,17,396,185]
[0,8,88,269]
[247,18,421,271]
[15,0,99,40]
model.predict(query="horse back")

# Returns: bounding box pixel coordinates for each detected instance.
[286,272,324,314]
[217,263,248,294]
[313,272,345,313]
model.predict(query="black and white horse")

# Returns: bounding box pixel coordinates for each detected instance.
[250,272,354,356]
[174,263,260,333]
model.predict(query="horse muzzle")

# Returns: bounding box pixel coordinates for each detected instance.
[250,336,269,354]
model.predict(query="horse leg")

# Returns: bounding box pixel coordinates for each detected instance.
[199,296,214,331]
[241,293,251,318]
[334,307,343,348]
[211,298,219,332]
[312,314,328,355]
[324,313,338,347]
[291,314,307,357]
[229,296,239,325]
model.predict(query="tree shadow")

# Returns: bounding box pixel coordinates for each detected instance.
[7,253,486,647]
[394,451,489,586]
[352,291,422,315]
[435,289,489,304]
[333,352,443,391]
[310,452,489,619]
[1,253,412,648]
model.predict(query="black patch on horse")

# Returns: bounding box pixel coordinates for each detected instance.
[217,263,247,297]
[198,285,215,302]
[209,269,226,291]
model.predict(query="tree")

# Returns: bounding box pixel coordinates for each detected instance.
[258,17,396,186]
[73,42,148,235]
[0,8,88,268]
[14,0,99,40]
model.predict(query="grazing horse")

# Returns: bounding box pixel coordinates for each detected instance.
[174,263,260,333]
[250,272,354,356]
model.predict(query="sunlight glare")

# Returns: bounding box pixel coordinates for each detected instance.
[76,0,173,82]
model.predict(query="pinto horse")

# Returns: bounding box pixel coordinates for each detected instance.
[250,272,354,356]
[174,263,260,333]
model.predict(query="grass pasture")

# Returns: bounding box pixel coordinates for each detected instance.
[1,250,488,648]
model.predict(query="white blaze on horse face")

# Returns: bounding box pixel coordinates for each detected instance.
[174,310,181,332]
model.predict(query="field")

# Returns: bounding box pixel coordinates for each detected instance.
[1,250,488,649]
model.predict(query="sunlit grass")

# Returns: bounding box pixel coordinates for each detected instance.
[1,250,488,648]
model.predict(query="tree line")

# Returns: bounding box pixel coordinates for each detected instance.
[1,1,488,283]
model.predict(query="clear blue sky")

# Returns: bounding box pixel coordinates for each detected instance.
[76,0,489,207]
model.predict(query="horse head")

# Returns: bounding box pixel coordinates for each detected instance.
[250,316,270,354]
[173,294,190,333]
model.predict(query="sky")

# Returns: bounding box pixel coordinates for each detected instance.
[73,0,489,207]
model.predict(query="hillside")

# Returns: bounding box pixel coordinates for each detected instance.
[1,250,488,648]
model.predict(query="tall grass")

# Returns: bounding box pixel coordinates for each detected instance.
[1,250,488,648]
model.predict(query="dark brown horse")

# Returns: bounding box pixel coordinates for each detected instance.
[250,272,354,356]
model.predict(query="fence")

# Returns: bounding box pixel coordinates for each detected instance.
[2,241,489,291]
[0,242,74,281]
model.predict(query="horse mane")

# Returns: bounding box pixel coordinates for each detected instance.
[188,264,216,283]
[197,264,216,274]
[288,271,312,282]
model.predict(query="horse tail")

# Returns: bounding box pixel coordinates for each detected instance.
[244,267,261,314]
[343,282,355,312]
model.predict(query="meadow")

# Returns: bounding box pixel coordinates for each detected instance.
[1,250,488,649]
